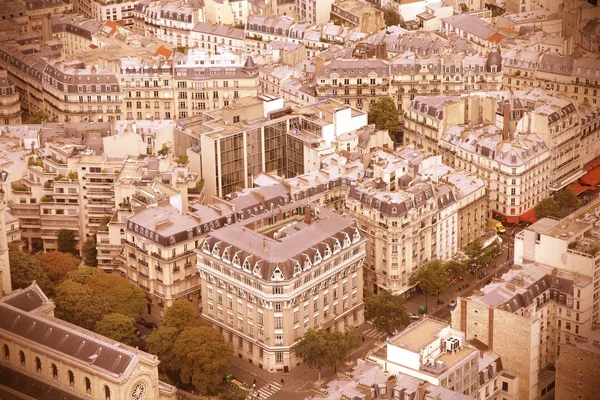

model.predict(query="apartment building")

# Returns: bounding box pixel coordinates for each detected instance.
[315,358,475,400]
[296,0,335,24]
[316,59,390,112]
[122,204,224,320]
[74,0,139,26]
[24,0,73,32]
[50,15,102,57]
[244,15,309,55]
[330,0,385,33]
[197,203,367,372]
[440,14,501,51]
[368,317,482,398]
[203,0,249,25]
[196,96,368,199]
[0,2,29,34]
[171,51,260,119]
[133,0,203,48]
[555,325,600,400]
[0,283,177,399]
[451,260,594,400]
[0,71,22,125]
[190,22,245,55]
[505,0,562,13]
[403,95,465,154]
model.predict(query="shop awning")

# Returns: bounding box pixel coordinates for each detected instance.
[520,208,537,224]
[569,182,590,196]
[581,163,600,186]
[505,216,520,224]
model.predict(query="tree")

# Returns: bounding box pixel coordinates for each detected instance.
[35,251,80,285]
[65,265,104,284]
[87,273,146,319]
[295,328,330,382]
[82,236,98,267]
[173,327,233,394]
[8,245,52,294]
[163,299,204,332]
[57,229,78,256]
[444,259,468,279]
[23,111,50,124]
[328,329,361,373]
[382,4,401,27]
[364,291,409,337]
[555,187,580,211]
[148,326,181,381]
[534,197,560,219]
[95,313,137,345]
[54,280,110,330]
[368,98,399,136]
[462,237,495,273]
[410,260,449,311]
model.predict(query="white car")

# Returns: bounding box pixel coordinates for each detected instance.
[408,313,420,320]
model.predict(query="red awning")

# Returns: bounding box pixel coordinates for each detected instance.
[505,216,520,224]
[569,182,590,196]
[580,164,600,186]
[520,208,537,224]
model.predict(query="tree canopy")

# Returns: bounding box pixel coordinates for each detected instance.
[173,327,232,395]
[364,290,409,337]
[82,236,98,267]
[462,237,495,273]
[409,260,449,310]
[95,313,137,345]
[444,259,469,279]
[534,197,560,219]
[555,187,579,211]
[368,98,399,134]
[8,245,52,294]
[57,229,78,256]
[35,251,80,285]
[294,328,330,381]
[54,279,111,330]
[147,300,229,394]
[382,4,402,27]
[87,273,146,319]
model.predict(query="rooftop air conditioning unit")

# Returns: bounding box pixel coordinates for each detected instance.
[445,336,462,353]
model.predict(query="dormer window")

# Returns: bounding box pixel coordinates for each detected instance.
[343,234,351,248]
[253,263,262,278]
[271,266,285,281]
[232,254,240,267]
[314,251,322,264]
[202,241,210,253]
[222,249,230,263]
[242,259,251,272]
[212,245,220,257]
[293,262,302,277]
[353,229,361,243]
[333,240,341,253]
[324,246,332,258]
[304,258,312,270]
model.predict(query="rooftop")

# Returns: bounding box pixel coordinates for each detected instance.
[388,317,448,353]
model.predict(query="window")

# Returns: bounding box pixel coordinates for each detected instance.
[502,382,509,391]
[85,377,91,393]
[52,364,58,379]
[3,344,8,360]
[275,351,283,362]
[35,357,41,372]
[68,370,75,387]
[105,385,111,400]
[19,350,25,366]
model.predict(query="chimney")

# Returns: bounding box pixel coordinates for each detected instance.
[502,100,511,141]
[304,205,312,224]
[417,381,428,400]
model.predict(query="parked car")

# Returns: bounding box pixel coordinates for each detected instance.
[448,299,457,309]
[408,313,420,320]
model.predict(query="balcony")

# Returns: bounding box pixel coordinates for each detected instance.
[138,259,148,266]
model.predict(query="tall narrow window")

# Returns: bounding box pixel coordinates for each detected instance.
[52,364,58,379]
[3,344,9,360]
[35,357,41,372]
[19,350,25,366]
[104,385,111,400]
[85,377,91,393]
[68,370,75,386]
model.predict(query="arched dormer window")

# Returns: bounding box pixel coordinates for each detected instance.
[232,254,240,267]
[202,240,210,253]
[304,257,312,271]
[222,249,230,263]
[242,258,251,272]
[333,239,341,253]
[271,266,284,281]
[211,244,220,257]
[353,228,360,243]
[170,236,176,245]
[253,263,262,278]
[343,234,351,248]
[314,251,322,264]
[324,245,332,258]
[293,262,302,277]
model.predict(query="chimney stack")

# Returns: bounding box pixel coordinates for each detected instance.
[304,205,312,224]
[502,100,511,141]
[417,381,428,400]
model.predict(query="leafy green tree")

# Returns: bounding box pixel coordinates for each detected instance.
[444,259,468,279]
[382,4,401,26]
[147,326,181,381]
[534,197,560,219]
[328,329,361,373]
[410,260,449,310]
[173,327,233,394]
[368,98,399,135]
[82,236,98,267]
[23,111,50,124]
[95,313,137,345]
[35,251,80,285]
[8,245,52,293]
[87,273,146,319]
[54,280,110,330]
[555,187,580,211]
[364,291,409,337]
[462,237,495,273]
[57,229,78,256]
[295,328,330,382]
[65,265,104,284]
[163,299,204,332]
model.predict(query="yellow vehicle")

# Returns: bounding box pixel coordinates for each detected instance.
[488,219,506,233]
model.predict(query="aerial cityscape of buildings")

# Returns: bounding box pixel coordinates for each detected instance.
[0,0,600,399]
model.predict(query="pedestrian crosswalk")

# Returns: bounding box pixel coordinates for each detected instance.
[363,327,386,340]
[247,382,282,400]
